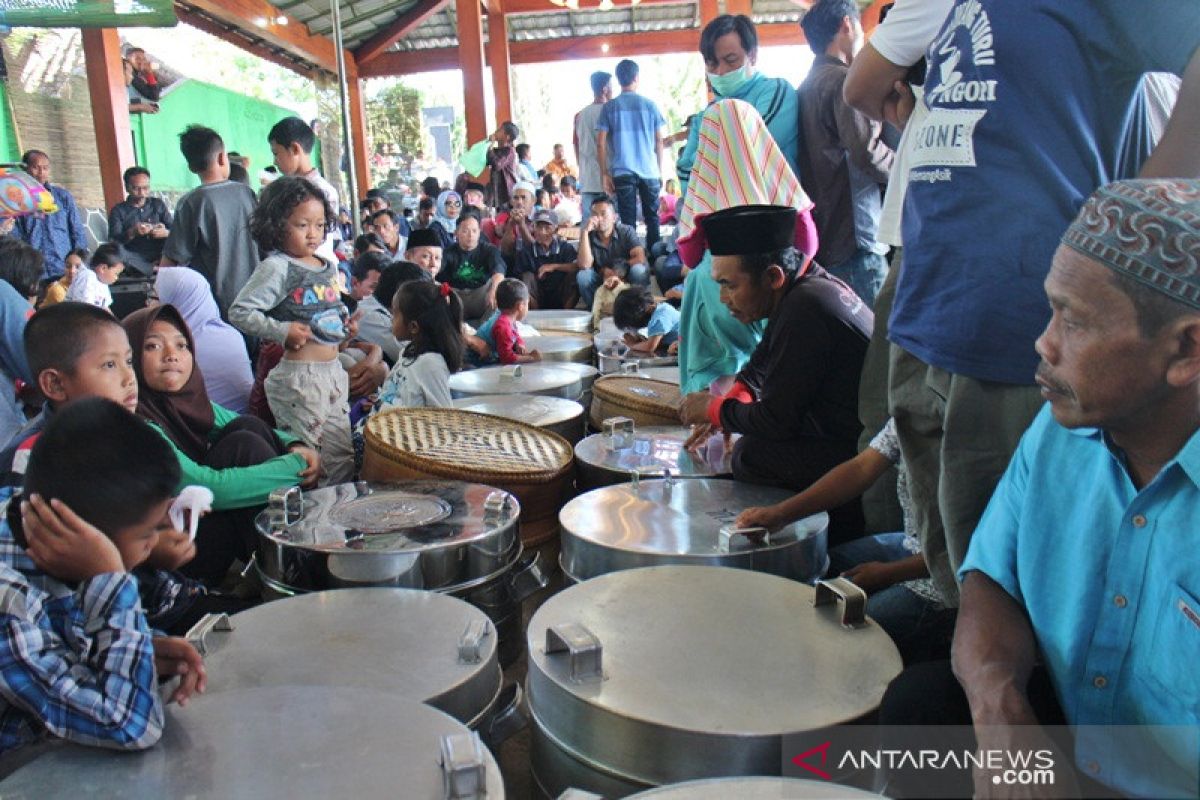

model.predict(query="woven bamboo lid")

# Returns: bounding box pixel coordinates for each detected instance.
[364,407,574,482]
[592,376,681,416]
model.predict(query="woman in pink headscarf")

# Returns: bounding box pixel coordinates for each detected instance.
[675,98,818,395]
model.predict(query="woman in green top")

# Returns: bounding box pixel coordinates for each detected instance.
[124,304,320,582]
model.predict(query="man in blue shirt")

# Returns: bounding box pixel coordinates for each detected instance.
[13,150,88,284]
[596,59,666,251]
[881,180,1200,800]
[885,0,1200,611]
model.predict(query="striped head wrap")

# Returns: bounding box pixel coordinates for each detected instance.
[677,98,812,268]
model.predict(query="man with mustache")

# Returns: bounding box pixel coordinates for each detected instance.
[880,180,1200,799]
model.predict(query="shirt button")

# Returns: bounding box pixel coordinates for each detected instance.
[1132,514,1147,528]
[1114,595,1127,608]
[1088,761,1101,775]
[1094,675,1108,689]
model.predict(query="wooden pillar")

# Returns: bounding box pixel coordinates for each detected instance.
[346,66,371,197]
[723,0,751,18]
[699,0,719,27]
[861,0,890,36]
[487,7,513,128]
[456,0,488,147]
[81,29,135,211]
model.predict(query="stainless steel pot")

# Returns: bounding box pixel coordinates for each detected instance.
[574,423,732,489]
[638,366,679,385]
[597,343,678,375]
[560,477,828,584]
[549,362,599,410]
[2,687,505,799]
[526,309,592,333]
[453,394,587,444]
[450,364,585,401]
[527,567,903,797]
[628,777,884,798]
[526,333,595,364]
[186,589,507,731]
[253,482,547,666]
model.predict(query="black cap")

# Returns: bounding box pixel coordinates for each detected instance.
[406,227,442,249]
[699,205,796,256]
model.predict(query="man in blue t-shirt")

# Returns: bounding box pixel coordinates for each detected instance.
[596,59,667,251]
[885,0,1200,608]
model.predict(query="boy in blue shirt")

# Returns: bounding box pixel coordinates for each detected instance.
[612,286,680,355]
[0,398,206,753]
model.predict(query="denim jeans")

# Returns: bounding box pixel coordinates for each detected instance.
[612,173,661,251]
[826,247,889,307]
[828,533,955,665]
[577,262,651,309]
[579,191,608,228]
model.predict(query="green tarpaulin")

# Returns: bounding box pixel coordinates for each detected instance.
[0,1,176,29]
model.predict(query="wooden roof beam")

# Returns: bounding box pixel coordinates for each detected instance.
[501,0,691,14]
[177,6,319,78]
[179,0,344,74]
[356,22,804,77]
[354,0,450,65]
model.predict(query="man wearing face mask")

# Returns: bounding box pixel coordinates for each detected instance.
[796,0,894,308]
[677,15,802,198]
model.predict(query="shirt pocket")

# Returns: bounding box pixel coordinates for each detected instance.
[1143,582,1200,707]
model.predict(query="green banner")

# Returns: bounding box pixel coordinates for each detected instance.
[0,0,176,29]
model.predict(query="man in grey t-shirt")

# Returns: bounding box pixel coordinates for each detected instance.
[161,125,259,317]
[573,71,613,229]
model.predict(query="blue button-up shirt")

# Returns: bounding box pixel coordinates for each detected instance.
[962,405,1200,798]
[14,184,88,280]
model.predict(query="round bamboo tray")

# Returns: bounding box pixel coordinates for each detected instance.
[362,408,575,546]
[589,376,682,429]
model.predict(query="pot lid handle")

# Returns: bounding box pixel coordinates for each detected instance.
[499,364,523,381]
[718,525,770,553]
[268,485,304,526]
[545,623,604,684]
[602,416,635,450]
[438,732,488,799]
[186,612,234,656]
[557,791,606,799]
[620,360,640,374]
[458,619,491,664]
[813,577,868,628]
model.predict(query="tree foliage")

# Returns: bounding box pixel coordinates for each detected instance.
[366,83,425,163]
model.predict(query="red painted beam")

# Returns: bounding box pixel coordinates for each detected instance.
[355,0,449,65]
[81,29,136,211]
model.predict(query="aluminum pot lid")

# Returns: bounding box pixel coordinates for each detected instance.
[524,333,594,353]
[574,427,731,478]
[194,589,499,723]
[1,687,504,799]
[255,480,519,554]
[629,777,883,798]
[528,566,902,734]
[525,309,592,332]
[453,394,585,427]
[450,364,585,396]
[560,478,824,557]
[550,362,599,385]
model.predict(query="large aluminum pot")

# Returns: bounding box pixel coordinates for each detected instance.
[2,687,504,799]
[527,567,902,797]
[627,777,884,798]
[559,477,828,584]
[187,589,508,731]
[450,364,585,401]
[526,308,592,333]
[548,362,599,410]
[253,481,546,666]
[574,423,732,489]
[526,333,595,364]
[453,394,587,445]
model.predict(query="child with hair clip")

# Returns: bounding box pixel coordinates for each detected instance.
[229,176,355,485]
[362,280,464,417]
